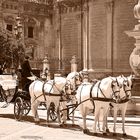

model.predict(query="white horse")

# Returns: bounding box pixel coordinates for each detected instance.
[29,76,72,125]
[106,75,133,135]
[66,71,82,90]
[65,71,82,124]
[76,76,121,134]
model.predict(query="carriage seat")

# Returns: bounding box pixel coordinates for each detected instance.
[17,89,30,99]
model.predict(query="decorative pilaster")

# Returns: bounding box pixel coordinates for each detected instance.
[88,0,94,72]
[83,0,89,71]
[106,0,114,71]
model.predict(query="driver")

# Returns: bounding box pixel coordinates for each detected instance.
[21,55,33,92]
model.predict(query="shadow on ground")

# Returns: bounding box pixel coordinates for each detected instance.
[0,114,138,139]
[0,113,82,131]
[86,131,138,140]
[0,114,45,123]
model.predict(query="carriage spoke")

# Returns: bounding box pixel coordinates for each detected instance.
[23,101,31,116]
[49,102,57,121]
[14,97,24,121]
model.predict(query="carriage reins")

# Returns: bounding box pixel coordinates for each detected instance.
[60,79,120,115]
[42,81,66,98]
[61,78,131,115]
[89,79,120,103]
[31,80,53,103]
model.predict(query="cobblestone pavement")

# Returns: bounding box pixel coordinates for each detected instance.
[0,102,140,140]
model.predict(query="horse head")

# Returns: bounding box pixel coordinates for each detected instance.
[108,77,122,103]
[66,72,82,92]
[114,75,133,103]
[64,80,73,96]
[121,75,133,99]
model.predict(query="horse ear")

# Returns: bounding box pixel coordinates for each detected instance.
[121,75,125,78]
[128,74,133,80]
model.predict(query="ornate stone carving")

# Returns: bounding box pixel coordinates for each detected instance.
[125,0,140,77]
[105,0,114,13]
[4,15,14,23]
[28,18,36,25]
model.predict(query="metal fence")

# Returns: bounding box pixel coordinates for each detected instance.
[30,57,82,77]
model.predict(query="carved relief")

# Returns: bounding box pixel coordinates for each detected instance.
[105,0,114,13]
[28,17,36,25]
[4,15,14,23]
[75,13,82,22]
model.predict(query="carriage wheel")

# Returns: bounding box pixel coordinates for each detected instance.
[23,101,31,116]
[14,97,24,121]
[49,102,57,121]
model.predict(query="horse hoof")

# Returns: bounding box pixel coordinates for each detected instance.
[93,132,97,136]
[34,119,40,122]
[72,124,75,127]
[59,123,66,127]
[113,133,117,136]
[106,129,110,133]
[123,133,127,137]
[63,124,67,127]
[83,129,89,134]
[67,117,71,120]
[35,121,40,124]
[103,133,107,136]
[47,124,50,127]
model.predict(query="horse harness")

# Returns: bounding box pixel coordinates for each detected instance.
[32,80,67,103]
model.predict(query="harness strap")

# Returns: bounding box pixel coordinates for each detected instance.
[42,81,48,101]
[44,92,63,96]
[79,85,84,103]
[90,84,95,99]
[97,81,106,98]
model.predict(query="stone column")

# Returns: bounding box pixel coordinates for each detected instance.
[125,0,140,115]
[88,1,94,72]
[70,55,78,72]
[106,0,114,71]
[83,3,88,71]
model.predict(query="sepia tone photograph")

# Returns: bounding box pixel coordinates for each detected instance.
[0,0,140,139]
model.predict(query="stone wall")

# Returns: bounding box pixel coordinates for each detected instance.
[113,0,137,73]
[0,0,139,77]
[89,0,107,69]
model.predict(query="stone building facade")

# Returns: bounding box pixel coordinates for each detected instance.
[0,0,138,78]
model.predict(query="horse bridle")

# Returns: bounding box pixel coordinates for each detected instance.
[95,78,120,101]
[122,79,132,98]
[110,78,121,100]
[73,74,82,87]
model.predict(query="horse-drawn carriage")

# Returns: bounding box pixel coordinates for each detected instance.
[0,71,133,136]
[0,74,57,121]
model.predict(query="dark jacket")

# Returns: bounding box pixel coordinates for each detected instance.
[21,60,32,77]
[0,69,3,74]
